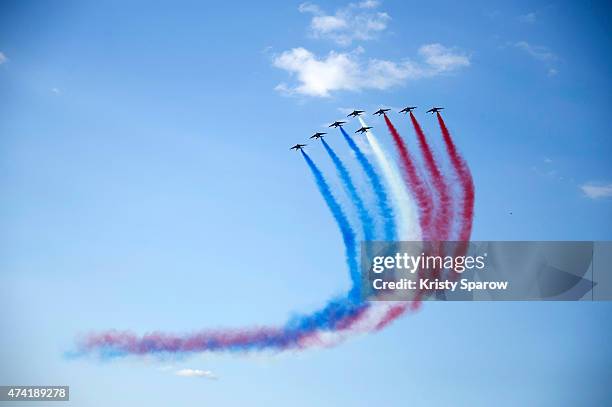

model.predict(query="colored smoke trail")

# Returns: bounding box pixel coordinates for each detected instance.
[78,299,370,356]
[383,115,434,239]
[76,151,372,357]
[409,112,453,240]
[357,117,421,241]
[301,150,361,300]
[436,113,474,241]
[321,138,375,243]
[383,114,442,303]
[74,112,475,358]
[373,303,409,331]
[339,126,396,241]
[357,117,421,327]
[300,153,413,332]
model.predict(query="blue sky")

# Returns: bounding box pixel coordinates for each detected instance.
[1,0,611,405]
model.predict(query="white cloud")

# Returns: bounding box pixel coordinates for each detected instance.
[299,2,390,46]
[358,0,380,9]
[298,2,321,14]
[51,87,61,94]
[518,12,537,23]
[175,369,218,379]
[580,183,612,199]
[513,41,556,61]
[312,15,348,33]
[0,52,7,64]
[273,44,470,97]
[418,43,471,72]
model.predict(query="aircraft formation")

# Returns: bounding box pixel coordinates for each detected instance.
[290,106,443,151]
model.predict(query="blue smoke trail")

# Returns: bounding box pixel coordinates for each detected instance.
[283,295,366,332]
[75,150,371,358]
[78,296,370,356]
[301,150,362,301]
[321,138,375,243]
[339,126,396,241]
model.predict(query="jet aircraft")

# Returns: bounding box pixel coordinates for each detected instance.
[355,126,372,134]
[373,108,390,116]
[347,110,365,117]
[290,144,306,151]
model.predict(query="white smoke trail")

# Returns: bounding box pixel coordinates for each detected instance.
[298,118,425,347]
[358,117,421,241]
[297,302,404,349]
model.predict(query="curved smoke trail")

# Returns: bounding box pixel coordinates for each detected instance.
[357,117,421,241]
[324,125,422,334]
[356,117,423,328]
[339,126,396,241]
[382,115,434,239]
[321,138,375,243]
[77,298,369,356]
[300,150,362,300]
[408,112,453,240]
[74,112,474,358]
[436,113,474,241]
[75,152,370,357]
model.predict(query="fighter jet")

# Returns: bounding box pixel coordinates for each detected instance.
[373,108,390,116]
[310,132,326,140]
[347,110,365,118]
[355,126,372,134]
[426,107,444,113]
[329,121,346,128]
[290,144,306,151]
[399,106,417,114]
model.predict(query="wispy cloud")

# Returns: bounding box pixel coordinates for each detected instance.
[580,183,612,199]
[518,12,537,23]
[174,369,218,379]
[512,41,556,61]
[0,52,7,65]
[273,44,470,97]
[419,43,471,72]
[358,0,380,9]
[511,41,558,75]
[299,1,390,46]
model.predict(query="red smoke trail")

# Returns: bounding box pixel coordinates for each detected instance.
[383,114,434,239]
[436,112,474,242]
[78,305,371,357]
[383,114,441,306]
[409,112,453,240]
[374,304,407,331]
[374,288,429,330]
